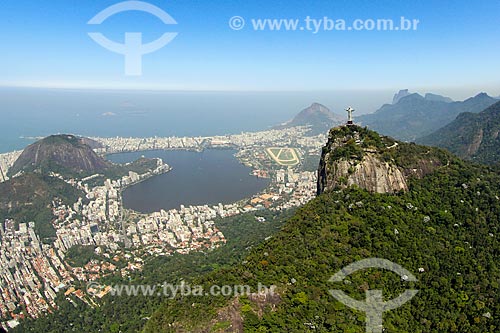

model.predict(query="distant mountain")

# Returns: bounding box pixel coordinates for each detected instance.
[418,101,500,164]
[392,89,411,104]
[275,103,343,135]
[393,90,453,104]
[9,134,110,178]
[357,92,497,142]
[424,93,453,103]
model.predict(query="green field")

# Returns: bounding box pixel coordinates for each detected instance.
[266,147,300,166]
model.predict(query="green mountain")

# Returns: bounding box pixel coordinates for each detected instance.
[0,173,84,242]
[2,135,162,243]
[8,134,111,178]
[418,101,500,165]
[357,93,498,142]
[143,126,500,332]
[275,103,344,135]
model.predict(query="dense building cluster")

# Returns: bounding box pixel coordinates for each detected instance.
[92,126,322,154]
[0,221,72,328]
[0,126,326,328]
[0,151,21,182]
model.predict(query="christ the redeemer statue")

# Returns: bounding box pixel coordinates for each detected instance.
[346,107,355,125]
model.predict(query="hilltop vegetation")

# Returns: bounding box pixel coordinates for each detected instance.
[0,173,84,242]
[84,157,162,187]
[318,125,452,194]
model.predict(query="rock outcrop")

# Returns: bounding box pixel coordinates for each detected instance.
[318,125,449,194]
[319,153,408,194]
[392,89,410,104]
[9,134,110,177]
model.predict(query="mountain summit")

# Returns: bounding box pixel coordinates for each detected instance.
[393,89,453,104]
[9,134,110,177]
[317,125,450,194]
[392,89,411,104]
[357,92,497,141]
[275,103,343,135]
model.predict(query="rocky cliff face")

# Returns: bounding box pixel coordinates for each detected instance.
[318,153,408,194]
[317,125,449,194]
[9,134,110,177]
[392,89,410,104]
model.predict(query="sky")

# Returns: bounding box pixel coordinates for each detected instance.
[0,0,499,97]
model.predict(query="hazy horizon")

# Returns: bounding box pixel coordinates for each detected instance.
[1,85,498,114]
[0,85,497,154]
[1,0,499,152]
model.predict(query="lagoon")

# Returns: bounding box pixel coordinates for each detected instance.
[107,149,270,213]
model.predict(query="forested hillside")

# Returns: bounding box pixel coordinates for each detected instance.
[145,131,500,332]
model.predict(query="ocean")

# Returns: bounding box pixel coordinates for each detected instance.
[0,87,394,153]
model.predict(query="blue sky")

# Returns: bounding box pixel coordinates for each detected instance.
[0,0,499,96]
